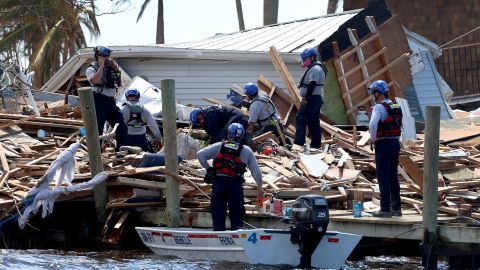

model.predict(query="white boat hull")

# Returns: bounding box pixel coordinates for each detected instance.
[135,227,361,269]
[238,229,362,269]
[135,227,248,262]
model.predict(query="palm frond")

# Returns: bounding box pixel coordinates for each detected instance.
[136,0,151,22]
[0,22,37,51]
[30,18,65,70]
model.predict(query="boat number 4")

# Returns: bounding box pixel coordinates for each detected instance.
[248,233,258,244]
[141,232,154,243]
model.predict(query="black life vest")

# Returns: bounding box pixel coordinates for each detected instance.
[298,62,327,88]
[377,102,403,138]
[123,102,146,128]
[212,141,247,177]
[89,62,121,90]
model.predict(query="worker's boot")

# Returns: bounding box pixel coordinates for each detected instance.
[391,209,402,217]
[372,210,392,218]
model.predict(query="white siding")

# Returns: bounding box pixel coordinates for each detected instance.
[120,58,304,106]
[412,51,451,120]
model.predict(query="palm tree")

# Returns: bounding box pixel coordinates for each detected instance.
[235,0,245,31]
[0,0,100,87]
[137,0,164,44]
[327,0,339,14]
[263,0,279,26]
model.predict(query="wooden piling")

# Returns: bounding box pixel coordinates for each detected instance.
[422,105,440,269]
[78,87,107,222]
[161,79,180,227]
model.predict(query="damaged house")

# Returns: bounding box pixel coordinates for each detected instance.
[39,0,452,127]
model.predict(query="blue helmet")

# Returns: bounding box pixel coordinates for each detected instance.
[94,46,112,57]
[189,108,204,126]
[300,48,317,60]
[125,88,140,99]
[227,123,245,140]
[244,83,258,96]
[369,80,389,95]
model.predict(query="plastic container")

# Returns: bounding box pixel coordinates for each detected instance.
[353,201,363,218]
[37,129,48,139]
[273,199,283,215]
[262,199,273,214]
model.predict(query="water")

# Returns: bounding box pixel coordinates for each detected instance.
[0,249,450,270]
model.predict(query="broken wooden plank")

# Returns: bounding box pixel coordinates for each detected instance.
[269,46,301,108]
[252,131,278,144]
[399,155,424,190]
[0,143,9,171]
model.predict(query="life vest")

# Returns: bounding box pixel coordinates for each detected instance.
[251,91,277,124]
[123,102,146,128]
[377,102,403,138]
[298,62,327,88]
[89,62,121,91]
[212,141,247,177]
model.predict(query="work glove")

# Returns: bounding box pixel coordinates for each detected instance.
[154,139,163,151]
[204,166,215,184]
[300,98,307,107]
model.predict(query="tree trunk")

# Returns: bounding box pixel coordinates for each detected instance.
[156,0,165,44]
[263,0,278,26]
[327,0,339,14]
[235,0,245,31]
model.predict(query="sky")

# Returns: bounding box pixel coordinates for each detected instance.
[85,0,342,47]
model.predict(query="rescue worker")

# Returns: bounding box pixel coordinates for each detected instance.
[294,47,326,149]
[190,105,249,144]
[197,123,264,231]
[86,46,128,151]
[243,83,288,145]
[121,88,163,152]
[368,80,403,218]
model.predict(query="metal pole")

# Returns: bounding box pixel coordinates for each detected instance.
[78,87,107,222]
[422,106,440,269]
[161,79,180,227]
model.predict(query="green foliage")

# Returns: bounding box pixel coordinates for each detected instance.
[0,0,100,87]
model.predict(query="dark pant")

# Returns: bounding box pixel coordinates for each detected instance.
[210,176,245,231]
[375,139,401,212]
[257,121,291,146]
[94,94,128,151]
[126,134,151,152]
[294,95,323,148]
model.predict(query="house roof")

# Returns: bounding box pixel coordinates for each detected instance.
[404,27,442,58]
[157,10,360,53]
[40,46,300,92]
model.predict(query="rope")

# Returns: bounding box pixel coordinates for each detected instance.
[440,25,480,48]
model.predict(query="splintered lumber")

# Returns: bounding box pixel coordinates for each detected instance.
[0,143,9,171]
[111,177,193,193]
[0,171,10,189]
[0,113,83,126]
[399,155,424,190]
[401,196,480,219]
[260,160,295,178]
[357,132,371,147]
[438,180,480,194]
[0,115,37,130]
[253,131,278,144]
[269,46,301,108]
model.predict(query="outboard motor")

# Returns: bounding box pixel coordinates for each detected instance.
[290,195,329,269]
